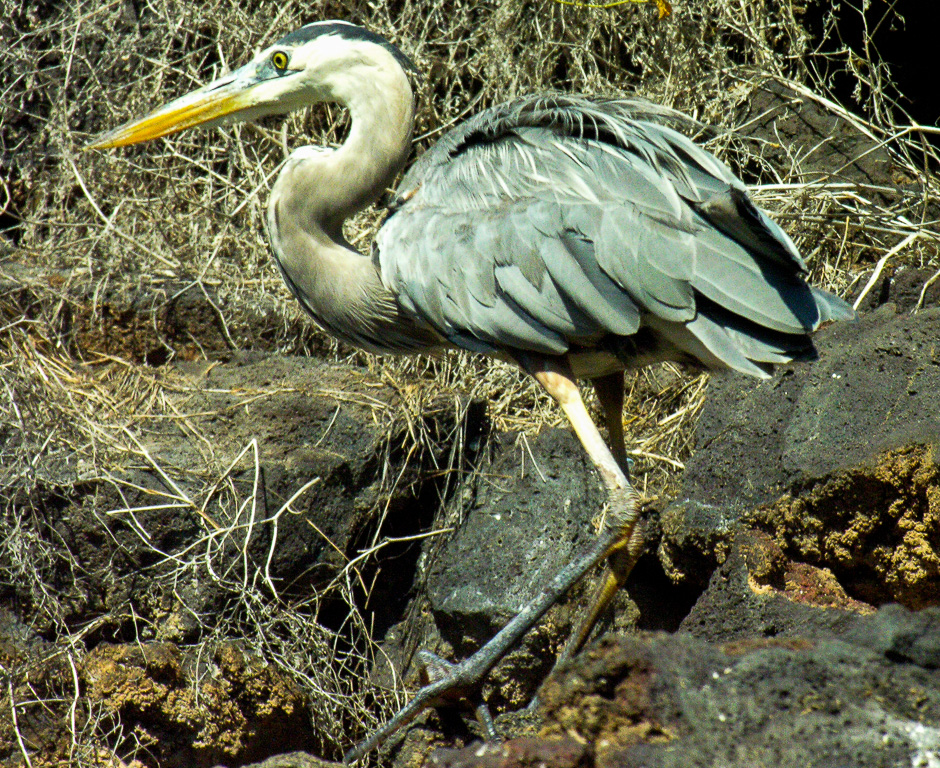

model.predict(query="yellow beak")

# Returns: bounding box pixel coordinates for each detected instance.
[85,69,258,150]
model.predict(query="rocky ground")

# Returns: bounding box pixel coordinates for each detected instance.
[3,257,939,768]
[3,3,940,768]
[370,273,940,768]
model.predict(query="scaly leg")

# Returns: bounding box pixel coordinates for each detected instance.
[561,518,644,660]
[556,371,645,658]
[343,357,641,763]
[592,371,628,475]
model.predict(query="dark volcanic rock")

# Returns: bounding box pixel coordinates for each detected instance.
[854,266,940,314]
[219,755,339,768]
[739,80,895,191]
[662,303,940,608]
[843,602,940,670]
[676,303,940,516]
[428,737,590,768]
[375,428,611,727]
[2,353,451,641]
[428,606,940,768]
[425,428,603,643]
[680,529,873,643]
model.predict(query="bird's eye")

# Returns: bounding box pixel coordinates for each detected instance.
[271,51,289,71]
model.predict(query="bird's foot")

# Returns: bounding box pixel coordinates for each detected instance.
[343,648,496,763]
[344,518,630,763]
[416,649,498,741]
[527,516,645,714]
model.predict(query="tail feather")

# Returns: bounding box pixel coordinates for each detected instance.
[675,287,852,378]
[812,287,856,325]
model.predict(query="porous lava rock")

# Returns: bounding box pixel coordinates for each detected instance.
[429,606,940,768]
[662,300,940,609]
[81,641,314,767]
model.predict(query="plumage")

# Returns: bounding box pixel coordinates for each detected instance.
[379,93,852,376]
[85,22,854,762]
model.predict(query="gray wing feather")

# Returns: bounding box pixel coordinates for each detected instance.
[591,205,695,320]
[684,314,775,378]
[689,229,820,332]
[378,94,851,373]
[389,206,570,354]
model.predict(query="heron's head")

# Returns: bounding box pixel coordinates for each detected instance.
[85,21,417,150]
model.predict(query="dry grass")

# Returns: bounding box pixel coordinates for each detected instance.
[2,0,939,764]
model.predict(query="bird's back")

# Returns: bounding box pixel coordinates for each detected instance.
[377,94,852,377]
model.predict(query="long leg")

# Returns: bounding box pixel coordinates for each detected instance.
[592,371,628,474]
[556,371,646,658]
[343,357,641,763]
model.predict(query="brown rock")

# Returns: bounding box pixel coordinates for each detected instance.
[80,641,314,767]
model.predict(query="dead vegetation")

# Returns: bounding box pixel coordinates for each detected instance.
[2,0,939,764]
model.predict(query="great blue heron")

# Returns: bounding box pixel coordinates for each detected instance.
[87,19,853,761]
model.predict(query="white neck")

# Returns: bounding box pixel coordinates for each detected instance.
[277,60,414,237]
[266,53,436,353]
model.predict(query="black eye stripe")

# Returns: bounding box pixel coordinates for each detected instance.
[274,22,418,74]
